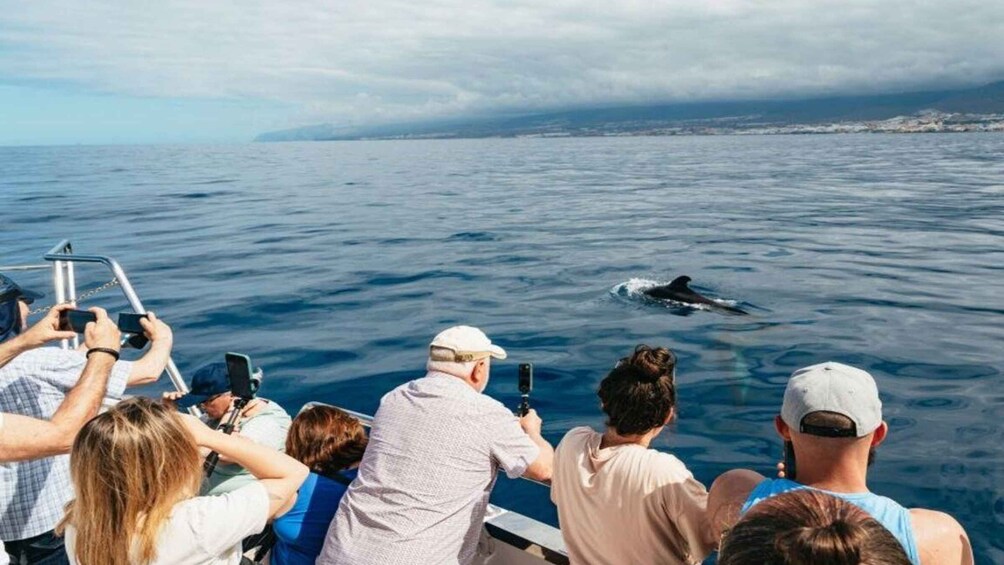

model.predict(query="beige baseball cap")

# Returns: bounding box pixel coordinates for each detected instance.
[429,326,507,363]
[781,362,882,438]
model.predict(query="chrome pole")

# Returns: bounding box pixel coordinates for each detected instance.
[43,247,191,396]
[52,259,68,350]
[64,243,80,349]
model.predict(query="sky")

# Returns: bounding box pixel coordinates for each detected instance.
[1,0,1002,145]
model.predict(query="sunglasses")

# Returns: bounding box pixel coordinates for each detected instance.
[199,392,229,407]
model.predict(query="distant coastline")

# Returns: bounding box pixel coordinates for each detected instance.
[257,80,1004,142]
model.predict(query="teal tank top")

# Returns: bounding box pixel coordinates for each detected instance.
[741,478,920,565]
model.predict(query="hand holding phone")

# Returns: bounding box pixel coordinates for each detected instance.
[18,304,77,348]
[84,308,121,352]
[117,313,150,349]
[58,309,97,333]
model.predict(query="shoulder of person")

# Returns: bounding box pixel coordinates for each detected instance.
[710,468,764,496]
[471,390,517,417]
[707,469,766,538]
[251,398,291,420]
[556,426,596,449]
[909,508,973,565]
[644,449,696,476]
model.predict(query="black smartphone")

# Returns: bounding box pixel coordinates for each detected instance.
[518,363,533,395]
[117,312,147,334]
[225,352,254,400]
[517,363,533,416]
[784,440,798,481]
[117,313,150,349]
[58,309,96,333]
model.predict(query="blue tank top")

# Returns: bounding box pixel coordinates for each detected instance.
[741,478,920,565]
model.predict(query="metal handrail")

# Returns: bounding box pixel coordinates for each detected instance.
[0,264,50,272]
[41,240,189,394]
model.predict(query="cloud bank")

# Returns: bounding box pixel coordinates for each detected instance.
[2,0,1002,128]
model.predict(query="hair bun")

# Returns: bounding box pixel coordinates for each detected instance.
[626,345,675,383]
[774,520,865,565]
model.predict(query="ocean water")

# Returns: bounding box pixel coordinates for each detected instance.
[2,134,1002,562]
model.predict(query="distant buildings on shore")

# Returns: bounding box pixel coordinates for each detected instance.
[509,111,1004,138]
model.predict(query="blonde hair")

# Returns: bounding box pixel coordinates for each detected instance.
[59,397,203,565]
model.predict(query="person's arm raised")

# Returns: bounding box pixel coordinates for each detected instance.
[180,413,309,518]
[0,304,77,369]
[120,312,173,386]
[519,409,554,483]
[0,307,120,461]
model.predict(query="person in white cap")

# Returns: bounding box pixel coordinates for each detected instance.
[707,362,973,565]
[317,325,554,565]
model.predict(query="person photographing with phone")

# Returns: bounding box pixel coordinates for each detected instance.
[0,273,174,564]
[0,302,121,565]
[317,325,554,565]
[163,357,292,496]
[707,362,974,565]
[58,397,309,565]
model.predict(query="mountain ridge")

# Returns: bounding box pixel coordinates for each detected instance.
[256,80,1004,141]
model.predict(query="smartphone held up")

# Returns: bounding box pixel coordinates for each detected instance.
[56,309,151,349]
[517,363,533,417]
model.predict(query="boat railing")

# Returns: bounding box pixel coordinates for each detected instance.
[1,239,189,394]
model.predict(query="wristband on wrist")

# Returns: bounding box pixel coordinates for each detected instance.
[86,347,120,361]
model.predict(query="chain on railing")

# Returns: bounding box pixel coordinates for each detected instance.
[28,278,120,315]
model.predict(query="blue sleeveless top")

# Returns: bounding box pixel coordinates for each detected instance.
[741,478,920,565]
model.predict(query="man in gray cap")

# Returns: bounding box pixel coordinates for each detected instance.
[317,326,554,565]
[707,362,972,565]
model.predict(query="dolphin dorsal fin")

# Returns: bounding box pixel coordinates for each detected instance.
[668,276,692,290]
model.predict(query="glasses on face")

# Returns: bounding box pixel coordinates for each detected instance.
[199,392,227,408]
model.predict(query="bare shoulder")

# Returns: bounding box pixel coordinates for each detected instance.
[707,469,766,543]
[909,508,974,565]
[710,469,765,496]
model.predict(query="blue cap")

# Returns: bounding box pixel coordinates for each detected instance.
[175,362,231,409]
[0,274,44,306]
[0,299,22,343]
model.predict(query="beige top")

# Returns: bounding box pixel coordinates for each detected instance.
[551,427,713,565]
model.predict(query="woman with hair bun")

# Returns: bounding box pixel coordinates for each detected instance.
[550,345,713,565]
[718,489,911,565]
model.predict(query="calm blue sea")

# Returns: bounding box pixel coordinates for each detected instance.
[2,134,1002,562]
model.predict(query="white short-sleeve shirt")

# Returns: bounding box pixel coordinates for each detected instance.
[64,481,269,565]
[317,371,540,565]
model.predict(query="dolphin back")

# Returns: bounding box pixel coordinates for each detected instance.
[668,276,692,291]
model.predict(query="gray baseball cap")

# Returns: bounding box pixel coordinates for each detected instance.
[781,362,882,438]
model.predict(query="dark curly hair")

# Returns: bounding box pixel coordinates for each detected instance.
[597,344,677,435]
[285,405,368,480]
